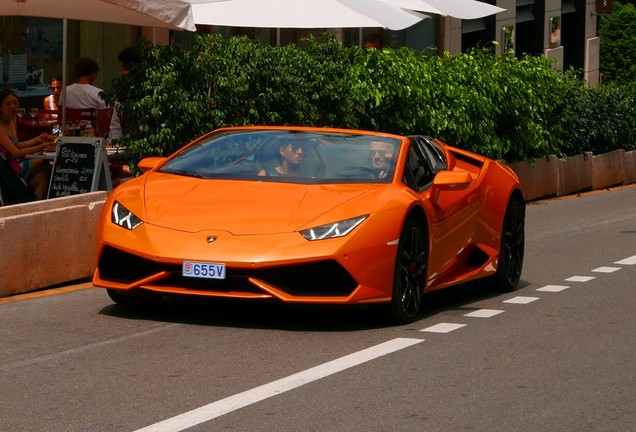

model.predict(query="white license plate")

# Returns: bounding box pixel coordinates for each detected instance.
[182,261,226,279]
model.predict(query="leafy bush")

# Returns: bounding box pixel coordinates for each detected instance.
[104,33,636,164]
[599,2,636,84]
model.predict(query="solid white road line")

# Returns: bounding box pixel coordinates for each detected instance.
[133,337,424,432]
[615,255,636,265]
[1,324,178,371]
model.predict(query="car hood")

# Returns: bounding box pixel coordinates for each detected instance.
[140,173,374,235]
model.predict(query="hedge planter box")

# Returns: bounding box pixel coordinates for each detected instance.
[507,155,559,201]
[624,150,636,185]
[557,152,593,197]
[592,150,626,190]
[0,192,107,297]
[508,149,635,202]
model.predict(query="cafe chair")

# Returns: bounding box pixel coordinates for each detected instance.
[39,108,110,138]
[0,152,37,206]
[66,108,111,137]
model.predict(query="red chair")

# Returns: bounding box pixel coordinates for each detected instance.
[39,108,110,138]
[66,108,97,136]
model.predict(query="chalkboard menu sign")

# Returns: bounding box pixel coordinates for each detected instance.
[47,137,112,198]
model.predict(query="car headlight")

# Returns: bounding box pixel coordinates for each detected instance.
[111,201,143,230]
[300,215,368,241]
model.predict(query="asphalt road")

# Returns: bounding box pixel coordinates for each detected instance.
[1,186,635,432]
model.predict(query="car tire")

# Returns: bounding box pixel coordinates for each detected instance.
[106,288,160,307]
[490,197,525,292]
[387,218,427,324]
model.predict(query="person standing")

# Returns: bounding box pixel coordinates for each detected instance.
[63,57,111,134]
[109,47,141,186]
[109,47,141,142]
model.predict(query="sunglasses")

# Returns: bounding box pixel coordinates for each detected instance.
[369,149,389,158]
[285,143,305,152]
[51,86,62,90]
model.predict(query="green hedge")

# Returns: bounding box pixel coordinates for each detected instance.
[599,2,636,84]
[105,33,636,163]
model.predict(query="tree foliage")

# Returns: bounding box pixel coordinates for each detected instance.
[599,2,636,84]
[104,33,636,163]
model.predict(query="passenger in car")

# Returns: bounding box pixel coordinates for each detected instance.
[368,141,394,179]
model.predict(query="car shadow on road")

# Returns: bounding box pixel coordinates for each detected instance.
[99,296,389,332]
[98,279,528,332]
[419,278,531,319]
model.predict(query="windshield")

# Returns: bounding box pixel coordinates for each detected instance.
[158,129,401,184]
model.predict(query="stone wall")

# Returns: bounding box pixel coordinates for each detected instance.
[0,192,107,297]
[508,150,636,201]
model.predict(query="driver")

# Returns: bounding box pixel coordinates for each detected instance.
[258,142,305,176]
[368,141,394,179]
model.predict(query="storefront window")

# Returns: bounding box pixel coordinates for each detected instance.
[0,17,63,100]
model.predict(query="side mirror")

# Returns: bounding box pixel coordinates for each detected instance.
[138,157,166,173]
[431,171,472,202]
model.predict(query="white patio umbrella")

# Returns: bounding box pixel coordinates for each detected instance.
[187,0,429,31]
[378,0,505,20]
[0,0,196,31]
[0,0,198,134]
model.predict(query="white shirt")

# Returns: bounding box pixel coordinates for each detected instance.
[109,104,122,140]
[63,83,108,110]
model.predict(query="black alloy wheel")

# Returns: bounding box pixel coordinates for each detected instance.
[388,218,427,324]
[492,198,525,292]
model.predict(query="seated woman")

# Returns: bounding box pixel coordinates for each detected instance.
[0,89,57,200]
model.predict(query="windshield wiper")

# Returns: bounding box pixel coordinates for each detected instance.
[161,169,203,178]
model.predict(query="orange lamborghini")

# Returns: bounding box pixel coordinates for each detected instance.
[93,126,525,323]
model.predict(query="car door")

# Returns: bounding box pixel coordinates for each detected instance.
[404,137,480,287]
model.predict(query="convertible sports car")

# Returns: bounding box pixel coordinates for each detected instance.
[93,126,525,323]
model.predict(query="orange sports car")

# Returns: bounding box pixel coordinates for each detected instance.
[93,126,525,323]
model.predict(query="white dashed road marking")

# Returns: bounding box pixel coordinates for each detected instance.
[133,338,424,432]
[592,266,621,273]
[503,296,540,304]
[615,255,636,265]
[134,253,636,432]
[565,276,596,282]
[536,285,569,292]
[421,323,467,333]
[464,309,505,318]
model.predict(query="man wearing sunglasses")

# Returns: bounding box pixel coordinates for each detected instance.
[368,141,393,179]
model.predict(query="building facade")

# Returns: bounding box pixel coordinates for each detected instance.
[176,0,602,84]
[444,0,601,84]
[0,0,603,109]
